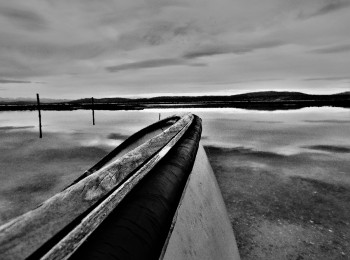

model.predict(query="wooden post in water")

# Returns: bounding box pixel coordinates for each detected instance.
[36,93,42,138]
[92,97,95,125]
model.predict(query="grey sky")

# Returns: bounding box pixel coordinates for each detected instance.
[0,0,349,98]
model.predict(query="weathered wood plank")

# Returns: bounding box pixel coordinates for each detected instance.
[68,115,181,187]
[0,114,193,260]
[40,115,194,260]
[68,115,202,260]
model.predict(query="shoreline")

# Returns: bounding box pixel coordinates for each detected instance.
[0,100,349,111]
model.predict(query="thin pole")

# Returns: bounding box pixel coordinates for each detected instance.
[159,113,161,121]
[92,97,95,125]
[36,93,42,138]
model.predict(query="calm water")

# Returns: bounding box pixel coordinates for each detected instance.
[0,107,349,225]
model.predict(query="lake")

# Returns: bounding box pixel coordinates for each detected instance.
[0,107,349,259]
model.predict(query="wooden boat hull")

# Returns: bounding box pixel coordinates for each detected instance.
[161,144,240,260]
[0,113,240,260]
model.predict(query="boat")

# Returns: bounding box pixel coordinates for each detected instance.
[0,113,240,260]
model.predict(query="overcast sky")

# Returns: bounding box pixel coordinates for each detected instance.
[0,0,349,98]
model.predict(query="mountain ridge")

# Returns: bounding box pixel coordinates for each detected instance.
[69,91,350,104]
[1,91,349,106]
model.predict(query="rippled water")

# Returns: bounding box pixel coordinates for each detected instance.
[0,107,349,225]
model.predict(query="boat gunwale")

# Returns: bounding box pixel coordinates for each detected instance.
[67,115,181,188]
[39,115,195,260]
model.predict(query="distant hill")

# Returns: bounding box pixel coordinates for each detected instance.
[1,91,348,111]
[0,97,70,105]
[70,97,130,104]
[334,91,350,96]
[69,91,350,104]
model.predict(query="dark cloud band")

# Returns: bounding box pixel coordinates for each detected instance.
[106,58,205,72]
[310,44,350,54]
[183,41,285,59]
[0,79,31,84]
[0,6,47,30]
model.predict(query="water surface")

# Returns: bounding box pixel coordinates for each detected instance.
[0,107,349,258]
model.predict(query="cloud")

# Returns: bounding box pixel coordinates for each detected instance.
[117,21,198,50]
[183,41,285,59]
[0,6,48,31]
[107,133,130,140]
[312,0,350,17]
[304,76,350,81]
[106,58,205,72]
[228,78,284,84]
[298,0,350,19]
[183,47,230,59]
[303,145,350,153]
[1,0,350,97]
[204,145,288,160]
[303,120,350,124]
[0,126,35,131]
[0,78,31,84]
[0,174,60,223]
[252,120,283,124]
[310,43,350,54]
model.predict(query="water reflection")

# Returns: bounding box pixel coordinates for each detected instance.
[0,107,349,226]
